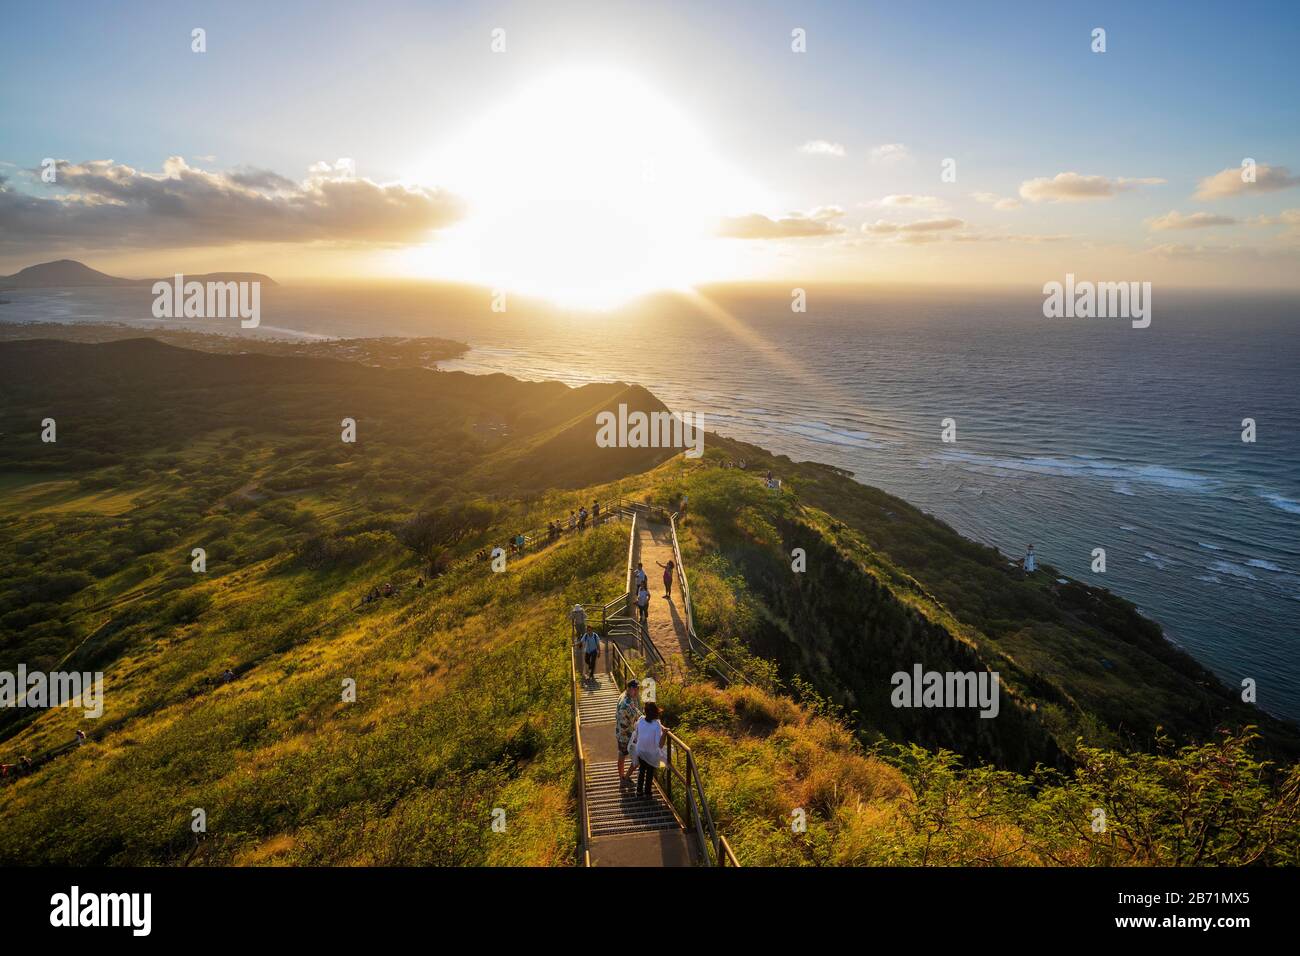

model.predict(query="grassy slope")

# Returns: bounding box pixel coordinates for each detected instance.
[0,521,628,865]
[618,440,1299,763]
[2,338,1296,866]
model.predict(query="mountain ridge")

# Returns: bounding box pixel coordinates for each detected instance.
[0,259,277,290]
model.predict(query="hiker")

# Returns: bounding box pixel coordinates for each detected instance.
[656,559,676,599]
[75,730,87,747]
[568,511,577,532]
[382,582,393,597]
[578,507,588,530]
[633,561,648,594]
[632,701,666,798]
[515,532,526,553]
[636,584,650,626]
[616,679,641,782]
[593,501,601,522]
[570,603,587,640]
[417,576,425,588]
[577,626,601,681]
[19,755,32,772]
[738,459,747,470]
[1023,544,1037,574]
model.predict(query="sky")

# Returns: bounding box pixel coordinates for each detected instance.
[2,0,1299,301]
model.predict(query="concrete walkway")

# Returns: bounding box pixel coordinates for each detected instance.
[577,641,693,867]
[632,519,692,665]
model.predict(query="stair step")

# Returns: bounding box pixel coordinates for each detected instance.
[584,773,679,838]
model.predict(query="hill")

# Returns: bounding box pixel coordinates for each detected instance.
[0,259,277,290]
[0,337,1296,866]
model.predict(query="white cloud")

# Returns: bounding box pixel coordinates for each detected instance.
[799,140,846,158]
[870,143,909,164]
[863,217,965,235]
[1195,164,1300,200]
[1019,172,1166,203]
[970,191,1021,210]
[1147,210,1238,231]
[870,194,948,211]
[1251,208,1300,226]
[0,156,463,253]
[719,207,845,239]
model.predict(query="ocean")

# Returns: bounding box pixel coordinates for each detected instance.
[4,282,1298,722]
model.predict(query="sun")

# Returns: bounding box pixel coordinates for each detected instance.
[404,67,766,309]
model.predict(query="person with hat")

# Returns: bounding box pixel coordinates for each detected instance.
[616,678,641,783]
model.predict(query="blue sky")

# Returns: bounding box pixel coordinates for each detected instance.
[2,0,1298,290]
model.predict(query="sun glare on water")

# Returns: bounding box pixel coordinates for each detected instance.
[407,67,765,309]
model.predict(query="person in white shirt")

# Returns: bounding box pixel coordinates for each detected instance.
[636,585,650,626]
[633,702,666,798]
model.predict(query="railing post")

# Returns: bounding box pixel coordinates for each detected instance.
[664,736,673,802]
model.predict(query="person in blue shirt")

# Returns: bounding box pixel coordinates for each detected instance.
[577,626,601,680]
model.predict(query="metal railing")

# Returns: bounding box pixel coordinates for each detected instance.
[451,501,635,576]
[607,640,738,867]
[667,510,752,687]
[569,640,592,867]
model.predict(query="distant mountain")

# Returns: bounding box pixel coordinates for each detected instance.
[0,259,277,290]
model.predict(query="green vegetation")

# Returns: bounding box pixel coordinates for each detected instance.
[1,336,1296,867]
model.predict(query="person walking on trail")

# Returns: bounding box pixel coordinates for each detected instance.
[570,603,587,640]
[633,561,648,594]
[577,626,601,681]
[633,701,667,798]
[568,511,576,532]
[636,584,650,626]
[616,678,641,783]
[656,559,676,599]
[578,506,588,530]
[593,501,601,523]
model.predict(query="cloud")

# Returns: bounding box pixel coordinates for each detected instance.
[1252,208,1300,226]
[1144,241,1295,261]
[1147,210,1238,231]
[870,143,909,164]
[970,191,1021,210]
[799,140,846,158]
[0,156,464,253]
[1195,164,1300,200]
[1019,172,1165,203]
[718,207,845,239]
[863,217,965,236]
[870,194,948,211]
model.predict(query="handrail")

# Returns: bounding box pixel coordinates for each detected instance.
[666,510,752,688]
[450,501,634,576]
[606,640,738,867]
[569,640,592,867]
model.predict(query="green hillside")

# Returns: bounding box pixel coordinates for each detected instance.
[1,338,1296,866]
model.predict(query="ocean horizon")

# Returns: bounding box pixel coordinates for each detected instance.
[4,282,1298,723]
